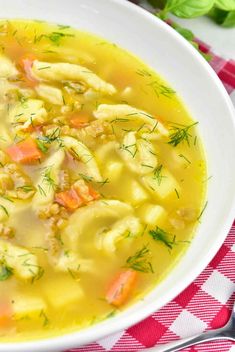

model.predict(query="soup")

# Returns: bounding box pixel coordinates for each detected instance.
[0,20,206,341]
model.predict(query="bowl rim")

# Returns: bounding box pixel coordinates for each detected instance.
[1,0,235,351]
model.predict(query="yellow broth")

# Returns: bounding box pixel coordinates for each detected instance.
[0,20,206,341]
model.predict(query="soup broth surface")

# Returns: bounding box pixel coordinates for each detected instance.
[0,20,206,341]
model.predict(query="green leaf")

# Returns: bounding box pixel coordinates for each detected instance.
[222,9,235,25]
[164,0,215,18]
[215,0,235,10]
[209,7,235,26]
[0,265,13,281]
[174,26,194,40]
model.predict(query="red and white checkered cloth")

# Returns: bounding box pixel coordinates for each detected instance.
[66,11,235,352]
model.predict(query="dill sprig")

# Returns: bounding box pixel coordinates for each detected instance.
[34,31,74,46]
[0,204,9,217]
[125,245,154,273]
[39,310,50,327]
[16,185,35,193]
[153,164,166,186]
[119,142,137,158]
[36,127,64,151]
[149,226,176,249]
[168,122,198,147]
[148,81,175,98]
[197,201,208,222]
[41,167,57,190]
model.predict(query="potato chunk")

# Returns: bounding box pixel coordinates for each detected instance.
[42,277,84,309]
[12,294,47,319]
[0,240,39,280]
[138,204,167,226]
[142,168,180,200]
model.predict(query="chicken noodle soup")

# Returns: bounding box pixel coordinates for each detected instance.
[0,20,206,341]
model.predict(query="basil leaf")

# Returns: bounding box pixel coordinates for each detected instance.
[209,7,235,26]
[215,0,235,10]
[175,26,194,40]
[0,265,13,281]
[164,0,215,18]
[222,10,235,25]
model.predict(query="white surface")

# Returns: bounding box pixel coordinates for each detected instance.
[170,310,207,338]
[0,1,235,351]
[202,270,235,304]
[172,16,235,59]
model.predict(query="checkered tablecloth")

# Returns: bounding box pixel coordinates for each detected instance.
[66,6,235,352]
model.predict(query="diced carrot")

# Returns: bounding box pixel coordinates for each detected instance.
[18,53,38,87]
[106,269,137,307]
[74,180,100,203]
[69,113,90,128]
[6,138,42,164]
[55,189,84,211]
[18,53,37,70]
[88,184,100,201]
[0,301,13,329]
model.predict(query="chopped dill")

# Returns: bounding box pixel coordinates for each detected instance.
[119,142,137,158]
[57,24,71,30]
[0,264,13,281]
[178,154,191,164]
[110,117,130,123]
[78,173,93,183]
[37,65,51,70]
[1,195,14,203]
[168,122,198,147]
[31,266,45,284]
[67,267,80,281]
[148,81,175,98]
[16,185,34,193]
[0,204,9,217]
[36,127,64,149]
[136,68,152,77]
[41,167,57,190]
[141,163,154,169]
[46,31,74,46]
[197,201,208,222]
[137,123,147,132]
[203,175,213,183]
[39,310,50,327]
[38,185,46,196]
[149,227,176,249]
[175,188,180,199]
[106,310,117,319]
[125,245,154,273]
[153,164,166,186]
[97,178,110,188]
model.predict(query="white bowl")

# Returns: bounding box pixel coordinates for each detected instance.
[1,0,235,351]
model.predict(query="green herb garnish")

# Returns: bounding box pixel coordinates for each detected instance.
[168,122,198,147]
[125,245,154,273]
[149,226,176,249]
[0,265,13,281]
